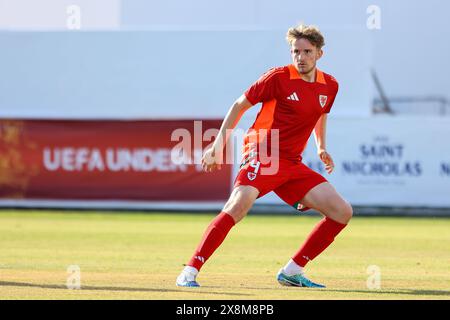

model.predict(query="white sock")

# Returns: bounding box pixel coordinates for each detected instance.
[282,259,304,276]
[183,266,199,281]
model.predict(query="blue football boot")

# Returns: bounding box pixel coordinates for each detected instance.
[277,269,326,288]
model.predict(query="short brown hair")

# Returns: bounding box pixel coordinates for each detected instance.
[286,24,325,49]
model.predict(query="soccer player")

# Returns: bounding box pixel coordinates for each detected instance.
[176,24,353,288]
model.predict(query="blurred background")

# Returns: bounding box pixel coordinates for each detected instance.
[1,0,449,215]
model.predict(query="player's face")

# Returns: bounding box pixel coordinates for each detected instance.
[290,38,323,75]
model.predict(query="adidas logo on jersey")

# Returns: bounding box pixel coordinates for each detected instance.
[287,92,299,101]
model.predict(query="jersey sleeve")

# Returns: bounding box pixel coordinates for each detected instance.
[244,67,281,105]
[323,77,339,114]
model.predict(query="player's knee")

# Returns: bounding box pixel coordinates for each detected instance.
[328,199,352,224]
[340,201,353,223]
[223,199,250,223]
[223,187,257,223]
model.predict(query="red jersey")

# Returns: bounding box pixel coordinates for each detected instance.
[243,64,338,163]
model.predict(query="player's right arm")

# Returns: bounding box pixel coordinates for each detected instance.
[202,67,280,172]
[202,94,253,172]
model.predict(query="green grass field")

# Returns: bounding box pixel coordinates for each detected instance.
[0,210,449,300]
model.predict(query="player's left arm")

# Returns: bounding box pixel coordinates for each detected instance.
[313,114,335,174]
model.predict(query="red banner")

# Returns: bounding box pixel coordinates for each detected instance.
[0,119,232,201]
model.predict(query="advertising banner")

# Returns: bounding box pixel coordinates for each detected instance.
[0,119,232,202]
[250,117,450,208]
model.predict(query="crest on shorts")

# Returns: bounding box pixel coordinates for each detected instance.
[319,95,328,108]
[247,172,257,181]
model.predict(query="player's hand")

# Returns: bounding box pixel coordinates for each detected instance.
[201,147,223,172]
[318,149,335,174]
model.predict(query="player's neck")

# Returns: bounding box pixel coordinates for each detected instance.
[301,68,317,83]
[293,64,317,83]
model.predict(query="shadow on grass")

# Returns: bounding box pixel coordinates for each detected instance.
[0,281,252,297]
[317,288,450,297]
[211,285,450,298]
[3,281,447,298]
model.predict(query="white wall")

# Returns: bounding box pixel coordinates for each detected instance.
[2,0,449,117]
[0,29,371,119]
[121,0,450,101]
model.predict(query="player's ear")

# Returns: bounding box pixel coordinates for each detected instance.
[316,48,323,60]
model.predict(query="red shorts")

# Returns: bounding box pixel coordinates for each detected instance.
[233,158,327,212]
